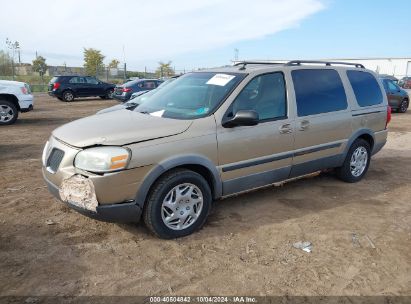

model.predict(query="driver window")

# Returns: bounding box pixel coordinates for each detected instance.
[388,80,398,91]
[228,72,287,121]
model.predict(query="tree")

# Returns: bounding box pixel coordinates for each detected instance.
[108,59,120,69]
[0,51,13,75]
[32,55,47,76]
[83,48,105,76]
[155,61,175,78]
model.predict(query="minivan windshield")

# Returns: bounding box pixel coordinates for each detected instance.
[133,72,244,119]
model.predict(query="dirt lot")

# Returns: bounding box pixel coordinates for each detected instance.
[0,94,410,297]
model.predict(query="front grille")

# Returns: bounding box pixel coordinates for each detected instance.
[46,148,65,173]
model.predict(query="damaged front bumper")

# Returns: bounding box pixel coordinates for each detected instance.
[43,171,142,223]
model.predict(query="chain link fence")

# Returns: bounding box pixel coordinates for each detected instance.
[0,63,191,92]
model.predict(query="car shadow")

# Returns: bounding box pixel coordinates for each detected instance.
[120,155,410,239]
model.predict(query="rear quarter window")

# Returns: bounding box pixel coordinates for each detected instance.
[347,70,383,107]
[291,69,348,116]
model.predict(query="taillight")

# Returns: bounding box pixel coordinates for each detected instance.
[53,82,61,90]
[123,87,132,92]
[386,105,391,129]
[21,87,28,94]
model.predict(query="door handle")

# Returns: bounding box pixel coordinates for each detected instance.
[299,120,310,131]
[279,123,292,134]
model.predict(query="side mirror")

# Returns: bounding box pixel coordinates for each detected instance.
[222,110,259,128]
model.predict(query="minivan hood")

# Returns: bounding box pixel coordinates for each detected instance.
[53,110,192,148]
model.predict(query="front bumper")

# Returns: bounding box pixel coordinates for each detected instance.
[43,171,142,223]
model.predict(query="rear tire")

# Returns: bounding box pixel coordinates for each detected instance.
[62,90,75,102]
[143,169,212,239]
[100,89,114,99]
[336,139,371,183]
[398,99,409,113]
[0,100,18,125]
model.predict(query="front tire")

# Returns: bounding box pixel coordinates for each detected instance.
[336,139,371,183]
[143,169,212,239]
[62,90,75,102]
[0,100,18,125]
[398,99,409,113]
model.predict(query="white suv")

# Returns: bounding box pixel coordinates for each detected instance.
[0,80,34,125]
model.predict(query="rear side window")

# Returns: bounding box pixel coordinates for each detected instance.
[292,69,347,116]
[347,71,383,107]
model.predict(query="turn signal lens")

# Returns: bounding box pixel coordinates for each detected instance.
[110,155,129,169]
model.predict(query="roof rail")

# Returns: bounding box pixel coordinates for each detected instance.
[234,61,284,70]
[286,60,365,68]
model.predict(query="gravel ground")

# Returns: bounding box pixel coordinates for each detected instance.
[0,94,410,297]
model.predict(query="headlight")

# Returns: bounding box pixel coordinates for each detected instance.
[74,147,130,173]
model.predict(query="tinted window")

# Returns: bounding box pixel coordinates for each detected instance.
[347,71,383,107]
[387,80,398,91]
[292,69,347,116]
[228,72,286,121]
[143,81,156,89]
[85,77,99,84]
[69,77,85,84]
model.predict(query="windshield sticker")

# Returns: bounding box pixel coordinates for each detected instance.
[206,74,235,86]
[150,110,165,117]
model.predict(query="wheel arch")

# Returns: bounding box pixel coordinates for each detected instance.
[0,94,20,111]
[344,129,375,157]
[135,155,222,210]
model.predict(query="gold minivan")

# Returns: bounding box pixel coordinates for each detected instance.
[43,61,390,238]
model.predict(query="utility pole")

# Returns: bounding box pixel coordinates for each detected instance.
[234,48,239,62]
[123,62,127,80]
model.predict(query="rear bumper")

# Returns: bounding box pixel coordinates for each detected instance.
[372,129,388,156]
[48,90,62,98]
[20,104,33,113]
[113,94,131,102]
[18,95,34,111]
[43,171,142,223]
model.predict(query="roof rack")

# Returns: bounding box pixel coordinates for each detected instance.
[234,61,284,70]
[286,60,365,68]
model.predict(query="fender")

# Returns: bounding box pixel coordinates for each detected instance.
[343,128,375,157]
[135,154,222,209]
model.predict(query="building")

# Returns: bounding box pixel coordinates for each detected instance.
[234,57,411,79]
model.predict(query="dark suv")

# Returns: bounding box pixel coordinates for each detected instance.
[113,79,162,102]
[380,76,409,113]
[48,76,115,102]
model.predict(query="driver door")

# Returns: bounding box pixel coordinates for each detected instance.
[216,72,295,195]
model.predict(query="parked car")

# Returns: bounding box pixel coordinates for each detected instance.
[43,61,390,238]
[398,77,411,89]
[113,79,163,102]
[0,80,34,125]
[97,76,180,114]
[380,76,409,113]
[96,91,149,114]
[378,74,398,84]
[48,75,115,102]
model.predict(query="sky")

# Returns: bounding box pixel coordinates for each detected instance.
[1,0,410,72]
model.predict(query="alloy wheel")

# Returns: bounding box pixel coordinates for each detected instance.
[0,105,14,122]
[350,146,368,177]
